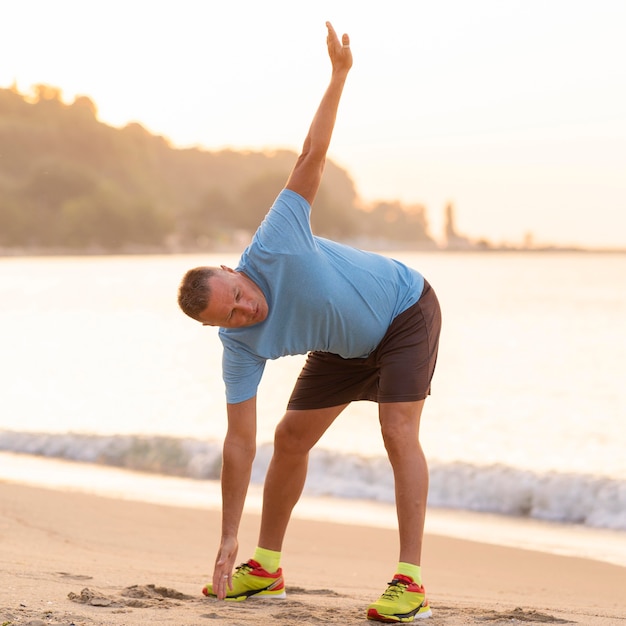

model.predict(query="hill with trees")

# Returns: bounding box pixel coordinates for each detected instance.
[0,85,436,253]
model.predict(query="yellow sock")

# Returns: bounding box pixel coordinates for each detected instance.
[253,546,281,573]
[397,562,422,585]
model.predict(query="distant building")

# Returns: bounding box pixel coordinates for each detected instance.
[443,202,475,250]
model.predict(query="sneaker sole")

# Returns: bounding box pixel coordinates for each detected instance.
[202,588,287,602]
[225,590,287,602]
[367,607,432,622]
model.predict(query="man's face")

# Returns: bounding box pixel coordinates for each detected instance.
[199,266,269,328]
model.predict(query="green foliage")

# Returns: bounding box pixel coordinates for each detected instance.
[0,85,435,252]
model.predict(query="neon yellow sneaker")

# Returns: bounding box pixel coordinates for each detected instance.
[367,574,432,622]
[202,559,286,602]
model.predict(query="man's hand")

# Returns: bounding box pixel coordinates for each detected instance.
[326,21,352,76]
[212,534,239,600]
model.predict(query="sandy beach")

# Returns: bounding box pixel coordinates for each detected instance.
[1,481,625,626]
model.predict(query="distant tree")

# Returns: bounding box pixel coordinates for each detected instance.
[71,95,98,118]
[0,84,435,252]
[59,184,171,249]
[310,185,357,239]
[363,200,432,244]
[32,84,62,102]
[179,188,235,246]
[401,203,431,242]
[18,161,98,245]
[236,172,286,230]
[0,194,29,246]
[312,161,359,238]
[123,199,173,246]
[22,161,97,208]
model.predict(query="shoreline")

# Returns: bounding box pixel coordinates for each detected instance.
[2,451,626,569]
[2,246,626,258]
[1,479,625,626]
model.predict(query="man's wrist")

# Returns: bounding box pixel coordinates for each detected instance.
[331,68,350,81]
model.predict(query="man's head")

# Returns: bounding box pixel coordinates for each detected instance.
[178,265,268,328]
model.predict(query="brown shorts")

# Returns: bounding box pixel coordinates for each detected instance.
[287,280,442,410]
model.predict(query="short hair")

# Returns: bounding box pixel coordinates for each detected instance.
[177,266,219,321]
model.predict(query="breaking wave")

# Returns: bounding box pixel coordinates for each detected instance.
[1,430,624,531]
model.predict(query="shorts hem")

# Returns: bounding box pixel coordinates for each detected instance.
[287,390,430,411]
[377,392,430,403]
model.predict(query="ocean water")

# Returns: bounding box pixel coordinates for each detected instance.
[1,252,625,540]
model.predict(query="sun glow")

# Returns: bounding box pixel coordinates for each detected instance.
[3,0,626,248]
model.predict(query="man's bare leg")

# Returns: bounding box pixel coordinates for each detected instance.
[378,399,428,565]
[258,404,349,551]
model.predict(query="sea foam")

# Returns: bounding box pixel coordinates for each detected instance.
[1,430,624,531]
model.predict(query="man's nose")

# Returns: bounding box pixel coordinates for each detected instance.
[240,300,254,315]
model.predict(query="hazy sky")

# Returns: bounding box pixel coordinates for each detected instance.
[3,0,625,247]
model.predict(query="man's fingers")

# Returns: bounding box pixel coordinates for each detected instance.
[213,554,232,599]
[213,570,230,600]
[326,21,340,46]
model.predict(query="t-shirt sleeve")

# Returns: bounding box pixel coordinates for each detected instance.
[252,189,315,254]
[221,339,267,404]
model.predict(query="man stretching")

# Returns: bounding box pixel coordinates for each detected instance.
[178,21,441,623]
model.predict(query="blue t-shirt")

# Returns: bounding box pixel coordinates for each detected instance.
[219,189,425,403]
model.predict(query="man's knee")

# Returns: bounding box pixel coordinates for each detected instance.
[379,401,425,451]
[380,419,416,453]
[273,413,311,455]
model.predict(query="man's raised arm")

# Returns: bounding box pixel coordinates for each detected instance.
[285,22,352,205]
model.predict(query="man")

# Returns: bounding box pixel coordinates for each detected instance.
[178,22,441,623]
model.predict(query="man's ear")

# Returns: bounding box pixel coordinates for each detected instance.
[220,265,235,273]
